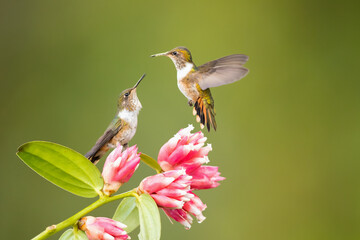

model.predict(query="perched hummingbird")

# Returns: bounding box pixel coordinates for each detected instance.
[151,47,249,131]
[85,74,145,164]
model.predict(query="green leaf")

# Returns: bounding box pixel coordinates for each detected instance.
[140,153,162,173]
[136,193,161,240]
[59,229,88,240]
[17,141,103,198]
[113,197,140,233]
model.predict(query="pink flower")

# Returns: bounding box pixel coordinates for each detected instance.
[163,208,193,230]
[190,166,226,190]
[163,193,207,229]
[157,125,225,190]
[102,145,140,196]
[78,216,130,240]
[158,125,211,172]
[138,169,193,209]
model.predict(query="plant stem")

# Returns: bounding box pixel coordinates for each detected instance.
[32,189,138,240]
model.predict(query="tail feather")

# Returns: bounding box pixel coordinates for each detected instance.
[85,146,108,164]
[194,97,217,131]
[85,150,101,164]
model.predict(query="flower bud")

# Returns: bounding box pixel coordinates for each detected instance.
[78,216,130,240]
[102,145,140,196]
[190,166,226,190]
[157,125,225,190]
[158,125,210,172]
[163,193,207,229]
[139,169,193,209]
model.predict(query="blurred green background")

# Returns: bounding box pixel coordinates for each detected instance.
[1,0,359,239]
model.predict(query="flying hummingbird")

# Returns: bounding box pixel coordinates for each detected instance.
[151,47,249,131]
[85,74,145,164]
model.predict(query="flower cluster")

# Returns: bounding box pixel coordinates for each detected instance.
[142,125,225,229]
[158,125,225,190]
[81,125,224,239]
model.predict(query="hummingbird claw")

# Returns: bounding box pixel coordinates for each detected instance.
[122,143,129,150]
[188,100,193,107]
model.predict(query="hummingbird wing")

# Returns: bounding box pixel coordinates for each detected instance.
[85,117,123,163]
[197,54,249,90]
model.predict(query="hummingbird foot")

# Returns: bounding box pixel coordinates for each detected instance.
[122,143,129,150]
[188,100,194,107]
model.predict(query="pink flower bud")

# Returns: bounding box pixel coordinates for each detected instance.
[139,169,193,209]
[157,125,225,190]
[163,193,207,229]
[183,193,207,222]
[102,145,140,196]
[163,208,193,230]
[158,125,210,172]
[78,216,130,240]
[190,166,226,190]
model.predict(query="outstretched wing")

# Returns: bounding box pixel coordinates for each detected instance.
[197,54,249,90]
[85,117,122,163]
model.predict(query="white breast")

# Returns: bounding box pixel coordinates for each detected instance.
[176,62,194,100]
[115,109,140,145]
[118,109,139,128]
[177,62,194,81]
[177,80,191,100]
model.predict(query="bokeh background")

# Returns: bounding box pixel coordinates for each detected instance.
[1,0,359,239]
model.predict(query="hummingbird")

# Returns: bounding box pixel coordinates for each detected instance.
[85,74,145,164]
[151,47,249,131]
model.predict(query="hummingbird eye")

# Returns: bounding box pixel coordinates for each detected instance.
[172,51,178,56]
[124,92,130,97]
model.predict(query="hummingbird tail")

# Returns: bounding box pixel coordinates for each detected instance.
[194,97,217,132]
[85,147,107,164]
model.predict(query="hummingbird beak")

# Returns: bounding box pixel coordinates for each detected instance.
[133,73,146,89]
[150,51,168,57]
